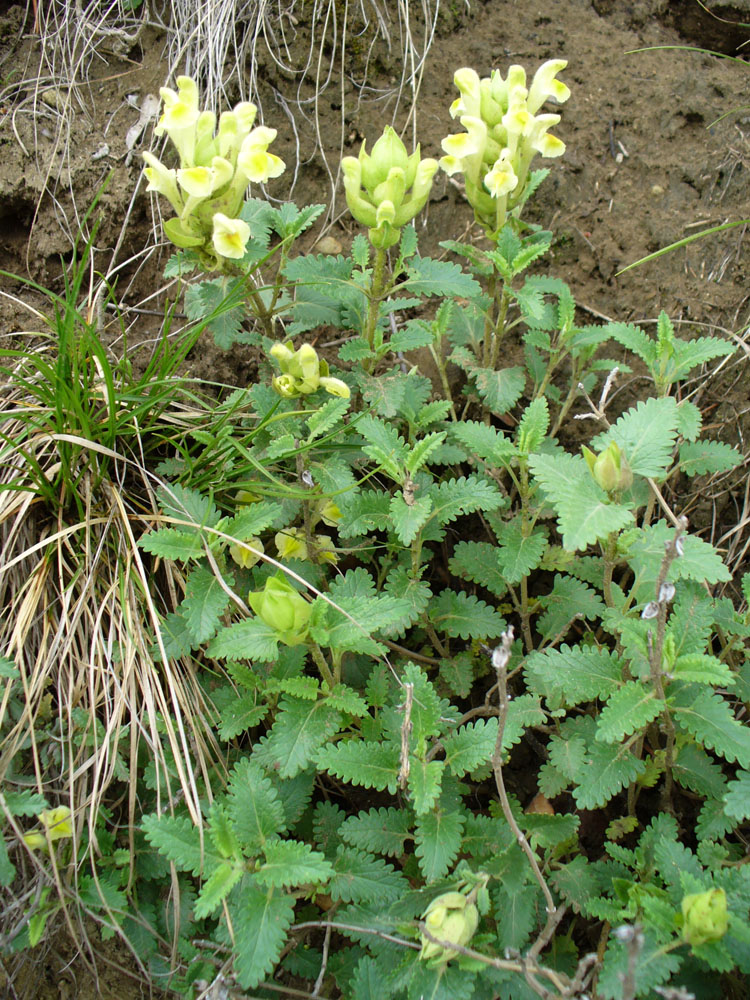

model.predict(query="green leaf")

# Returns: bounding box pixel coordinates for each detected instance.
[608,321,658,367]
[516,397,549,453]
[3,790,48,816]
[358,416,408,480]
[442,718,499,777]
[141,814,221,876]
[598,929,682,1000]
[339,807,413,858]
[407,759,444,815]
[671,653,735,687]
[573,742,646,809]
[529,453,634,551]
[228,759,286,851]
[138,527,205,560]
[503,694,545,751]
[233,882,295,989]
[678,439,740,476]
[391,319,435,352]
[399,662,444,744]
[525,645,624,709]
[0,656,19,679]
[414,808,464,881]
[430,590,506,640]
[439,653,475,698]
[273,201,325,239]
[384,567,432,635]
[181,565,233,644]
[329,847,407,903]
[450,348,526,415]
[224,502,283,540]
[389,493,433,545]
[537,574,606,644]
[449,420,516,466]
[338,490,391,537]
[426,476,503,529]
[495,523,548,585]
[206,620,279,662]
[184,278,246,349]
[315,741,400,793]
[548,735,588,781]
[673,688,750,768]
[724,772,750,821]
[596,681,662,743]
[404,432,447,476]
[625,521,731,588]
[673,743,728,799]
[449,541,508,598]
[306,397,350,441]
[256,838,334,887]
[402,256,481,298]
[218,693,268,740]
[251,697,343,779]
[351,234,370,268]
[0,834,14,887]
[592,396,680,479]
[194,862,243,919]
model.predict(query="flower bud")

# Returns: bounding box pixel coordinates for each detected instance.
[681,889,728,947]
[419,891,479,967]
[582,441,633,493]
[248,575,311,646]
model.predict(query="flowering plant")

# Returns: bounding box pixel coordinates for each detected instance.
[440,60,569,234]
[143,75,285,267]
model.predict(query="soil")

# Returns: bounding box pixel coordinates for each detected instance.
[1,0,749,996]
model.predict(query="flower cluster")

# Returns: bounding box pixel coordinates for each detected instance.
[269,342,350,399]
[419,890,479,967]
[248,575,311,646]
[341,126,438,249]
[142,76,285,266]
[440,60,570,234]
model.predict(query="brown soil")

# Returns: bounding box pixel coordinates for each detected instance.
[1,0,749,996]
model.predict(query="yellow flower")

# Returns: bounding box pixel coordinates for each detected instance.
[275,527,309,561]
[23,806,73,851]
[211,213,251,259]
[229,537,264,569]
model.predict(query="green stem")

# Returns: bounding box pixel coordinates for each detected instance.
[489,287,511,370]
[363,246,388,364]
[309,642,335,689]
[428,343,458,421]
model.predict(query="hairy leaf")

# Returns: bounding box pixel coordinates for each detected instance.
[679,440,741,476]
[448,541,508,598]
[573,742,646,809]
[402,256,481,298]
[415,808,464,881]
[407,758,444,815]
[194,862,243,919]
[596,681,662,743]
[329,847,407,903]
[673,688,750,768]
[233,882,295,989]
[315,741,400,793]
[207,620,279,662]
[228,759,286,851]
[525,644,623,709]
[339,807,413,857]
[141,814,221,876]
[430,589,506,639]
[251,697,343,778]
[256,838,334,888]
[442,719,499,777]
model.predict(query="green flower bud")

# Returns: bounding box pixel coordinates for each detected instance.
[248,574,311,646]
[582,441,633,493]
[272,373,299,398]
[681,889,728,947]
[419,891,479,967]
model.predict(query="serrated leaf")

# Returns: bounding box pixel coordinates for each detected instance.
[523,812,580,849]
[194,862,243,918]
[427,476,504,526]
[496,524,548,585]
[306,397,350,441]
[537,574,606,643]
[256,838,333,887]
[184,278,246,349]
[525,644,623,710]
[404,432,447,476]
[431,590,505,640]
[439,653,475,698]
[548,735,588,781]
[383,567,432,636]
[402,256,481,298]
[608,321,659,367]
[157,483,223,527]
[517,397,549,453]
[329,847,407,903]
[351,234,370,268]
[671,653,735,687]
[502,694,545,751]
[251,697,342,779]
[529,453,634,551]
[673,743,728,799]
[389,493,433,545]
[592,396,680,478]
[415,808,464,882]
[138,527,205,560]
[448,541,508,598]
[573,742,646,809]
[315,741,400,793]
[451,348,526,414]
[358,416,408,480]
[0,657,19,680]
[724,772,750,821]
[449,420,516,465]
[218,693,268,739]
[325,684,369,717]
[181,565,232,644]
[407,759,444,815]
[228,759,286,851]
[3,790,48,816]
[338,490,391,537]
[442,718,499,777]
[141,814,221,876]
[679,440,741,476]
[339,807,412,857]
[233,882,295,989]
[597,929,682,1000]
[596,681,662,743]
[391,320,434,352]
[224,502,283,540]
[673,688,750,767]
[206,619,279,662]
[0,835,14,887]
